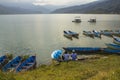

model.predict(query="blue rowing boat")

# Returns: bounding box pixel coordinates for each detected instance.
[93,30,101,38]
[63,47,101,53]
[105,43,120,50]
[16,56,36,72]
[113,36,120,45]
[103,48,120,54]
[0,55,7,65]
[63,31,72,39]
[2,56,22,72]
[68,30,79,36]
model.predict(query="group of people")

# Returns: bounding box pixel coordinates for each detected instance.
[61,50,77,62]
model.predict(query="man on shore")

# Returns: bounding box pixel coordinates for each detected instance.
[71,50,77,61]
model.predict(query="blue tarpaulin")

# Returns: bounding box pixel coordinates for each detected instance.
[51,50,62,59]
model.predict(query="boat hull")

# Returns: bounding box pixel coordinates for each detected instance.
[103,48,120,54]
[63,47,101,53]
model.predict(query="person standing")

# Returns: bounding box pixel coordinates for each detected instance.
[71,50,77,61]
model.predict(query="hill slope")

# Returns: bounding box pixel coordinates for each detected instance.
[52,0,120,14]
[0,4,44,14]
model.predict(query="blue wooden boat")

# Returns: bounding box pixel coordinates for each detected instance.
[16,56,36,72]
[83,31,94,38]
[63,31,72,39]
[100,30,113,37]
[93,30,101,38]
[63,47,101,53]
[103,48,120,54]
[105,43,120,50]
[2,56,22,72]
[113,36,120,45]
[0,55,7,65]
[68,30,79,36]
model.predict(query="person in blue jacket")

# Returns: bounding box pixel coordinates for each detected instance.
[63,51,70,61]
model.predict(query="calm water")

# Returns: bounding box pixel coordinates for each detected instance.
[0,14,120,65]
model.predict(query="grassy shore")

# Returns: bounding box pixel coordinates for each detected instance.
[1,54,120,80]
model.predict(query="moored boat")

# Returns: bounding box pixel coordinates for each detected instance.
[0,55,7,64]
[100,30,113,36]
[16,56,36,72]
[2,56,22,72]
[72,17,81,23]
[113,36,120,45]
[63,47,102,53]
[88,18,96,22]
[63,31,72,39]
[83,31,94,38]
[105,43,120,50]
[68,30,79,37]
[93,30,101,38]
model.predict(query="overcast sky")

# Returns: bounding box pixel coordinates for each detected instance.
[0,0,98,5]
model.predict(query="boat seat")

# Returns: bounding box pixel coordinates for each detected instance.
[27,63,34,65]
[22,66,30,69]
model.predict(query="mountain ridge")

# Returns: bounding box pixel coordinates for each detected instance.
[52,0,120,14]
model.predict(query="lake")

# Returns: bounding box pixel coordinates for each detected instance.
[0,14,120,65]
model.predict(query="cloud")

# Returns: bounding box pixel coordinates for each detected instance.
[0,0,98,5]
[33,0,98,5]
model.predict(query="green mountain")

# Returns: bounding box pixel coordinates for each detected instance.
[52,0,120,14]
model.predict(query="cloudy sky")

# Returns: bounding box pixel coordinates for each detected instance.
[1,0,98,5]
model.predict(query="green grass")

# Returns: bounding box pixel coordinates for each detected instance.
[1,54,120,80]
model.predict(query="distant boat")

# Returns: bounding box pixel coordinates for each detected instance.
[16,56,36,72]
[72,17,81,23]
[63,30,79,38]
[63,31,72,39]
[68,30,79,37]
[113,36,120,45]
[100,30,113,37]
[105,43,120,50]
[83,31,94,38]
[93,30,101,38]
[103,48,120,54]
[88,18,96,22]
[2,56,22,72]
[63,47,101,53]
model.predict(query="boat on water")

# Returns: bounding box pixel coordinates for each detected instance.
[63,31,72,39]
[16,56,36,72]
[83,31,94,38]
[63,30,79,39]
[93,30,101,38]
[103,48,120,54]
[2,56,22,72]
[100,30,120,36]
[68,30,79,37]
[113,36,120,45]
[72,17,81,23]
[105,43,120,50]
[63,47,102,53]
[100,30,113,36]
[88,18,96,22]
